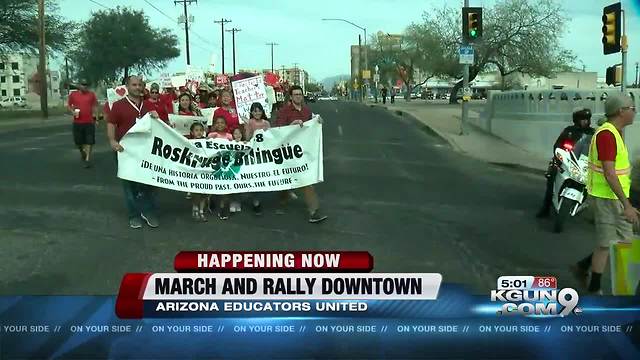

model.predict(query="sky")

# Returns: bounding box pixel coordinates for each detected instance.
[52,0,640,82]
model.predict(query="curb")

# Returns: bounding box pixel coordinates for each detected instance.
[375,104,546,176]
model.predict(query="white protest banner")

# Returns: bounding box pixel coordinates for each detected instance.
[171,75,187,89]
[107,86,127,109]
[117,114,323,194]
[168,114,208,136]
[231,75,271,121]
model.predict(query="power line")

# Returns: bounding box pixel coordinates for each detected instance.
[88,0,109,9]
[142,0,174,21]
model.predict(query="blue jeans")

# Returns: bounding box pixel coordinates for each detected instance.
[122,180,157,219]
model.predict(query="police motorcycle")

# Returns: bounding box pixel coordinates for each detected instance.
[551,133,591,233]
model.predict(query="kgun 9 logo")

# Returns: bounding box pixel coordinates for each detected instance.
[490,288,581,317]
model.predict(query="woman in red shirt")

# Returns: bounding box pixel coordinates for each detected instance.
[213,89,240,134]
[177,93,202,116]
[143,83,170,124]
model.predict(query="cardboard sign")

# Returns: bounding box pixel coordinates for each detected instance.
[160,73,172,88]
[107,86,128,109]
[231,75,271,120]
[168,114,208,136]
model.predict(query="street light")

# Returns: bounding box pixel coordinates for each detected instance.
[321,18,368,99]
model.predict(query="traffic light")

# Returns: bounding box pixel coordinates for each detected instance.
[462,7,483,42]
[602,3,621,55]
[606,65,622,86]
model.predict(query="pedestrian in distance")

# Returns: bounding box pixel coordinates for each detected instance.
[275,85,327,223]
[381,86,388,104]
[67,78,98,168]
[390,87,396,104]
[107,75,163,229]
[570,94,638,295]
[188,122,210,222]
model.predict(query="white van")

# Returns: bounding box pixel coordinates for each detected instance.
[0,96,27,108]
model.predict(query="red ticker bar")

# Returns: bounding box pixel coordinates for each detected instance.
[174,251,374,272]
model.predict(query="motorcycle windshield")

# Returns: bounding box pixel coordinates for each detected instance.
[573,134,592,159]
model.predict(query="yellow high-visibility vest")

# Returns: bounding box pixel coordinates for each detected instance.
[587,122,631,199]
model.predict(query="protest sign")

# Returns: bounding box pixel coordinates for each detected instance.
[200,107,219,127]
[118,114,324,194]
[231,75,271,121]
[107,86,128,109]
[160,73,172,88]
[215,74,229,86]
[168,114,208,136]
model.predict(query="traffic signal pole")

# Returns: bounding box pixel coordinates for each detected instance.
[621,9,627,92]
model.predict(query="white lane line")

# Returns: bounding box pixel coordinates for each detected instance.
[338,125,343,136]
[335,108,339,113]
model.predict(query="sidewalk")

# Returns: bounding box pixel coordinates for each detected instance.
[370,100,549,173]
[0,114,69,132]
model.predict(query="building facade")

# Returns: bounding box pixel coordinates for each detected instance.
[276,67,309,93]
[0,53,61,106]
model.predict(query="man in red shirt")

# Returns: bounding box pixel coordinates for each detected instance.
[144,83,170,123]
[160,85,178,114]
[108,75,162,229]
[275,85,327,223]
[67,79,97,168]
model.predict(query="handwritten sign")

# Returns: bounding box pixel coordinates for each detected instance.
[231,75,270,120]
[160,73,172,88]
[215,75,229,86]
[107,86,128,109]
[200,107,219,127]
[168,114,208,136]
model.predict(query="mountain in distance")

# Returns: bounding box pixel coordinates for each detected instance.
[321,74,350,91]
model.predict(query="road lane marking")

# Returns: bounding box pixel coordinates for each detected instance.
[338,125,343,136]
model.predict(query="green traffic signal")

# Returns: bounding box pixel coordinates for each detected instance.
[470,29,477,37]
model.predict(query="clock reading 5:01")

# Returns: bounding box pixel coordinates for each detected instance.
[497,276,534,289]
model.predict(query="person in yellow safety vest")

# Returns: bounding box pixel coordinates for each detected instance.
[570,94,638,295]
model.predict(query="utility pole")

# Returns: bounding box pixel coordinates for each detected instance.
[38,0,48,118]
[214,18,232,74]
[226,28,241,74]
[64,57,70,95]
[635,62,639,87]
[621,8,627,92]
[175,0,197,65]
[267,42,278,73]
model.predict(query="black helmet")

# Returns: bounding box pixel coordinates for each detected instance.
[572,108,592,124]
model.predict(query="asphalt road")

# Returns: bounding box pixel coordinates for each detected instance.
[0,101,597,295]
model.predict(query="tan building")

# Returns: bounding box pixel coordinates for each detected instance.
[0,53,61,106]
[276,67,309,92]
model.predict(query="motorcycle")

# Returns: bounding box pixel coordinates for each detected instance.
[551,134,591,233]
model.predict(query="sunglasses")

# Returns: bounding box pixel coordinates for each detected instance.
[150,91,159,94]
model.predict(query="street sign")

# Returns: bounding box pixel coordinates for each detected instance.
[362,70,371,79]
[459,46,474,65]
[373,74,380,82]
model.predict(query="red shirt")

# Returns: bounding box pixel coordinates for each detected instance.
[276,102,312,127]
[102,102,110,117]
[179,110,195,116]
[108,97,153,141]
[144,98,169,122]
[160,93,177,114]
[214,107,240,134]
[67,90,97,124]
[596,130,617,162]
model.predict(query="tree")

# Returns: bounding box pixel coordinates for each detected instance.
[413,0,574,103]
[0,0,75,55]
[71,7,180,84]
[305,82,323,93]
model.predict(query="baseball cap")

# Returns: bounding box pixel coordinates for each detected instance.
[605,93,634,117]
[150,83,160,91]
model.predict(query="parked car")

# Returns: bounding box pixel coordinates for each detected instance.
[410,92,420,99]
[304,93,317,103]
[0,96,27,108]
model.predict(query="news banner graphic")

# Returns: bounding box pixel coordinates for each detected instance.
[116,251,441,318]
[491,276,581,317]
[0,251,639,358]
[117,114,323,194]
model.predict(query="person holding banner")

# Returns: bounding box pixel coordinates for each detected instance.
[144,83,170,123]
[107,75,162,229]
[160,86,177,114]
[213,90,240,135]
[275,85,327,223]
[245,102,272,216]
[67,79,98,168]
